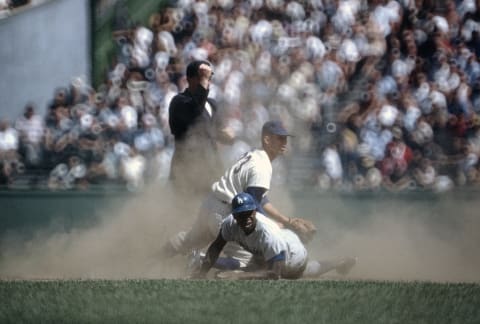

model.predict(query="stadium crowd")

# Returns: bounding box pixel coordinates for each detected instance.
[2,0,480,193]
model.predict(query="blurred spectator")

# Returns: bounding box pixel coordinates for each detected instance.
[15,103,44,169]
[5,0,480,194]
[0,119,21,186]
[0,0,31,18]
[0,0,9,11]
[120,146,146,191]
[379,136,415,192]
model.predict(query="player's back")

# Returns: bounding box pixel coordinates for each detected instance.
[212,149,272,203]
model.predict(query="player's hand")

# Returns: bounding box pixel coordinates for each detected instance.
[287,217,317,243]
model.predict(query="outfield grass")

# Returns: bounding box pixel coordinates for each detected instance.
[1,279,479,324]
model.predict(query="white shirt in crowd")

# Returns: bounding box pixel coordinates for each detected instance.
[15,115,45,145]
[0,127,19,152]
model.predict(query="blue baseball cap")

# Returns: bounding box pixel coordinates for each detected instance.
[231,193,257,214]
[262,120,292,136]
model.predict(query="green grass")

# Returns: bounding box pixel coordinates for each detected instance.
[1,279,479,324]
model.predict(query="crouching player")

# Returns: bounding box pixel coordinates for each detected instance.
[192,192,356,280]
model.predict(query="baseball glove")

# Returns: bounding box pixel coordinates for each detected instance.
[287,217,317,243]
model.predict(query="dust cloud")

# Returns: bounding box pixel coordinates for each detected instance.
[1,184,479,283]
[295,192,480,283]
[0,183,200,279]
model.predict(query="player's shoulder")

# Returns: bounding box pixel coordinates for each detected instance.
[256,213,281,233]
[221,214,236,228]
[247,149,269,162]
[250,148,268,157]
[221,214,241,240]
[249,149,272,169]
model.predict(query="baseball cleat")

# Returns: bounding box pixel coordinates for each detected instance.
[186,249,205,275]
[335,257,357,276]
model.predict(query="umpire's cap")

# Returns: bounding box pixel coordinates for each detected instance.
[262,120,293,136]
[231,193,257,214]
[186,60,211,78]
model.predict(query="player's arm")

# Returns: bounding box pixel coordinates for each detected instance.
[246,187,316,242]
[196,231,227,278]
[256,251,287,279]
[245,186,291,227]
[263,201,292,228]
[216,253,286,280]
[265,201,317,242]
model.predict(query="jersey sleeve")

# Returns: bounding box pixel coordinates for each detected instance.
[267,251,286,264]
[259,231,287,262]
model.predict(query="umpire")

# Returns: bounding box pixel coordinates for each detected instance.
[168,60,233,197]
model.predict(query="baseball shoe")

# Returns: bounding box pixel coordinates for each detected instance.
[335,257,357,276]
[186,249,205,275]
[160,232,189,258]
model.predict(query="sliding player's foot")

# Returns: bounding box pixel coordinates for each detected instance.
[335,257,357,276]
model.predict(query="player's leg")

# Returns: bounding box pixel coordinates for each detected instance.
[281,229,309,279]
[186,250,242,274]
[303,257,357,278]
[162,218,212,257]
[162,193,230,257]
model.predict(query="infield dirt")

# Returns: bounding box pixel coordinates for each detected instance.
[1,182,479,283]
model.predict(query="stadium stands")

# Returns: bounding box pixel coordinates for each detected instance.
[2,0,480,194]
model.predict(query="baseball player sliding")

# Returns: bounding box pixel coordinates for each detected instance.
[162,120,317,268]
[191,192,356,280]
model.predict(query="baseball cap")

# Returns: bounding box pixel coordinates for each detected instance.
[231,193,257,214]
[262,120,292,136]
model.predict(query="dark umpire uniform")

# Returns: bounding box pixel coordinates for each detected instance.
[168,61,226,197]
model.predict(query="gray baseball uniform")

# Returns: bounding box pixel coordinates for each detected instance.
[221,212,308,278]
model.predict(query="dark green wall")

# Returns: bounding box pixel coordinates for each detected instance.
[0,188,134,240]
[2,187,478,244]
